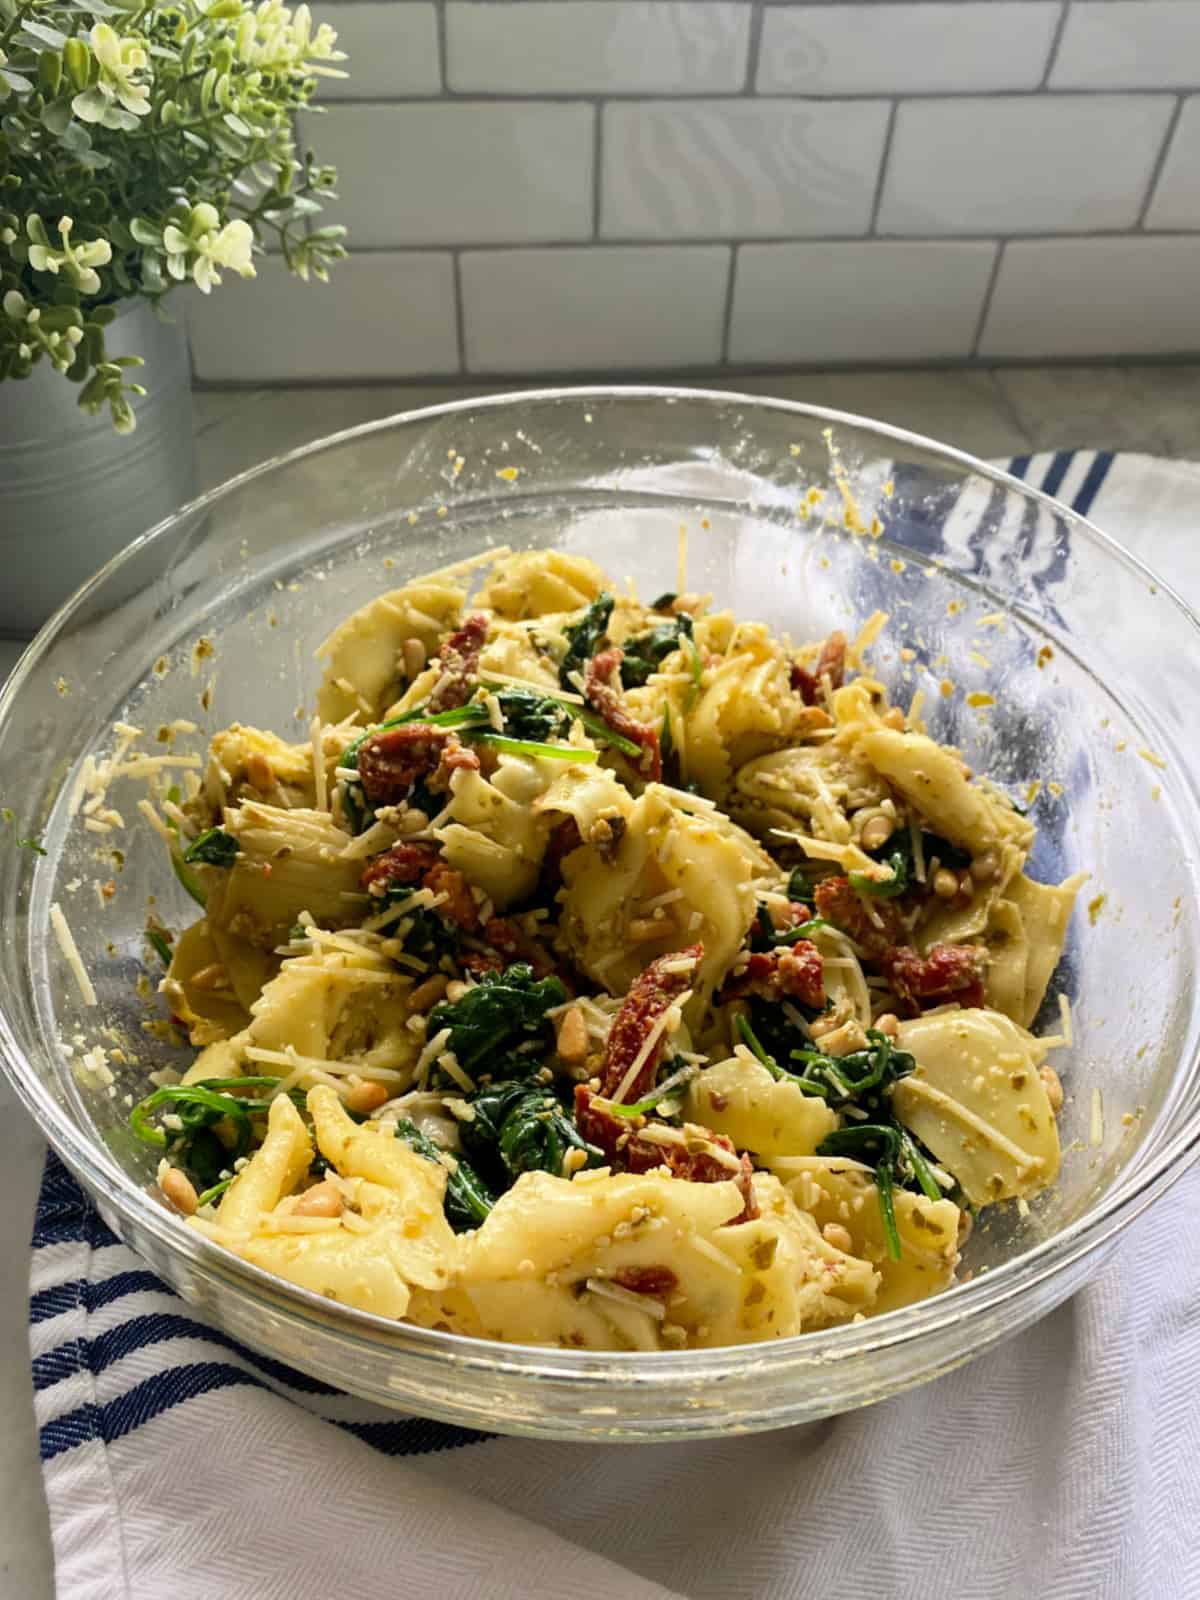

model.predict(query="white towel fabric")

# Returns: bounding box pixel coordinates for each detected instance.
[28,450,1200,1600]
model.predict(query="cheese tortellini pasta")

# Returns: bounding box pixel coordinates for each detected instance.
[127,544,1082,1354]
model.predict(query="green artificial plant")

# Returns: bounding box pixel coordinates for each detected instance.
[0,0,346,430]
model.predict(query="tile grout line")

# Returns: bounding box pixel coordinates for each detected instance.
[433,0,447,91]
[191,350,1200,396]
[970,240,1006,360]
[292,229,1200,259]
[450,250,468,374]
[308,86,1186,106]
[719,246,739,365]
[868,101,899,235]
[1137,94,1185,229]
[743,0,766,95]
[981,368,1036,451]
[1039,0,1070,89]
[591,101,604,239]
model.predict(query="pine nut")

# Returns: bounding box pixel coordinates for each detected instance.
[245,752,275,793]
[629,916,667,942]
[933,868,960,900]
[970,849,1000,883]
[293,1179,343,1218]
[860,813,894,851]
[408,973,449,1012]
[822,1222,854,1253]
[555,1005,589,1063]
[1039,1064,1064,1115]
[401,637,427,679]
[161,1167,198,1216]
[445,980,470,1003]
[813,1019,869,1057]
[873,1012,900,1039]
[342,1080,391,1115]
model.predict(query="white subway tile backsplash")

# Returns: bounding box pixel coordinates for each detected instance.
[447,2,749,95]
[602,99,889,239]
[878,95,1175,235]
[317,3,439,100]
[1146,97,1200,229]
[301,103,594,246]
[757,3,1059,96]
[1051,1,1200,91]
[187,254,458,381]
[979,237,1200,357]
[728,240,996,364]
[460,245,729,370]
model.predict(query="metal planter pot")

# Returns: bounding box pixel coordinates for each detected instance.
[0,298,195,638]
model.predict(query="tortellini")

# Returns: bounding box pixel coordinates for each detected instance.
[447,1167,877,1350]
[475,550,607,621]
[684,1055,838,1158]
[193,1089,458,1319]
[772,1156,961,1315]
[316,577,466,723]
[434,753,562,910]
[893,1008,1061,1205]
[204,802,365,949]
[558,784,764,1004]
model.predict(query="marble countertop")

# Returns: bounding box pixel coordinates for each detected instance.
[2,364,1198,1598]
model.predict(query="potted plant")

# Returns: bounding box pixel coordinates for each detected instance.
[0,0,346,634]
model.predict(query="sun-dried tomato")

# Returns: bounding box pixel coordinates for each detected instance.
[574,1086,759,1224]
[724,943,825,1010]
[790,630,847,706]
[598,943,702,1102]
[429,736,481,792]
[356,725,459,807]
[424,862,480,932]
[611,1265,679,1298]
[881,941,987,1013]
[359,842,441,897]
[583,647,662,782]
[540,817,583,896]
[482,915,557,978]
[813,875,907,959]
[427,613,489,713]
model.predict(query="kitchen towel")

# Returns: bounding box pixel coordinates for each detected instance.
[28,449,1200,1600]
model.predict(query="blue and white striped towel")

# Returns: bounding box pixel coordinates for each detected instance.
[28,451,1200,1600]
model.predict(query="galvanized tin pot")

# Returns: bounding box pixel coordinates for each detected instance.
[0,299,195,637]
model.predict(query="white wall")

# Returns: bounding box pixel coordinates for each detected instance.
[189,0,1200,380]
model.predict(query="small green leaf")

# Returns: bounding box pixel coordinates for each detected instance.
[22,18,68,49]
[129,216,161,246]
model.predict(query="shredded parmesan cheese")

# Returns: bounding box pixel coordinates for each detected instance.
[1058,992,1073,1048]
[49,903,97,1006]
[1090,1088,1105,1148]
[310,716,328,812]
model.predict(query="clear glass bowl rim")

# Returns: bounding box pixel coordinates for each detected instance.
[3,382,1200,1388]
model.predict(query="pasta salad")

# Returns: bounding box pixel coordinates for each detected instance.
[129,547,1082,1351]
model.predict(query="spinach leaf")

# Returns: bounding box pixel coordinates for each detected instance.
[492,688,572,743]
[848,827,972,899]
[427,962,567,1075]
[750,904,829,951]
[790,1029,916,1112]
[619,613,694,689]
[183,827,239,868]
[462,1080,596,1184]
[393,1119,496,1231]
[558,592,613,689]
[814,1120,943,1262]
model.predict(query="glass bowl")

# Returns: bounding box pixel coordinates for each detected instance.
[2,387,1199,1443]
